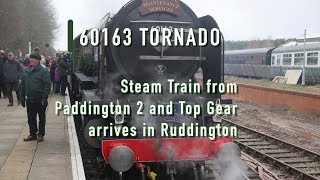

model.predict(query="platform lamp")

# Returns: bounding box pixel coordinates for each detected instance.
[302,29,306,86]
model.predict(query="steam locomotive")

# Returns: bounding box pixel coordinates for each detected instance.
[71,0,240,179]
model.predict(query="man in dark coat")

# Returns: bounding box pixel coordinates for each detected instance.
[20,52,51,142]
[0,50,7,98]
[57,56,68,95]
[4,52,22,106]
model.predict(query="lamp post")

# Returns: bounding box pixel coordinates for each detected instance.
[302,29,306,86]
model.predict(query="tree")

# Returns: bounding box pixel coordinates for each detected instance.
[0,0,57,57]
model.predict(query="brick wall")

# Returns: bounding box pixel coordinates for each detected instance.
[225,84,320,112]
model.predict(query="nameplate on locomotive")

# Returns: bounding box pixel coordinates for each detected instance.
[139,0,182,16]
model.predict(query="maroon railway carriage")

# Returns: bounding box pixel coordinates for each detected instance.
[225,48,274,65]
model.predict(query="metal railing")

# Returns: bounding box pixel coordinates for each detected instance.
[224,64,320,84]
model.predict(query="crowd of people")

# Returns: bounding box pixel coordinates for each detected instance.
[0,47,71,142]
[0,48,70,106]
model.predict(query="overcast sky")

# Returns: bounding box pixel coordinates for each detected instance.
[52,0,320,50]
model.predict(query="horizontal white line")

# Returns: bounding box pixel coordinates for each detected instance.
[66,90,86,180]
[130,20,191,24]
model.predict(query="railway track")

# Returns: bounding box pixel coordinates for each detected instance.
[206,152,278,180]
[222,119,320,180]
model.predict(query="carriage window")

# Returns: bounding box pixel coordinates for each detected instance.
[294,53,304,66]
[271,56,276,65]
[276,55,281,65]
[307,52,318,65]
[282,54,292,65]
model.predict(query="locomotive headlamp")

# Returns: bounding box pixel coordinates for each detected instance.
[109,146,135,172]
[114,100,125,124]
[114,114,125,124]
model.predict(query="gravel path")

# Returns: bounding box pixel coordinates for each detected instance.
[226,100,320,153]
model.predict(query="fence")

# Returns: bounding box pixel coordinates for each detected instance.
[224,64,320,85]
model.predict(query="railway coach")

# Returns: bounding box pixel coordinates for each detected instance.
[271,42,320,67]
[224,42,320,68]
[225,47,274,65]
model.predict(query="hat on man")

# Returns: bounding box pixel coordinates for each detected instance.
[34,47,40,53]
[30,52,41,60]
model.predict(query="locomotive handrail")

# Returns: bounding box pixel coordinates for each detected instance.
[139,55,206,61]
[116,0,135,17]
[130,20,191,25]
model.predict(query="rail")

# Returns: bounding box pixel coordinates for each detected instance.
[224,64,320,84]
[242,152,281,180]
[222,119,320,180]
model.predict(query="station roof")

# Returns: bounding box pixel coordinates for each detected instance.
[273,42,320,53]
[225,47,272,55]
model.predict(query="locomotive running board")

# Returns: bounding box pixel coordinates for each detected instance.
[102,137,233,162]
[139,55,206,61]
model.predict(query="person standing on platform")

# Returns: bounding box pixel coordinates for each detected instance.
[57,56,68,96]
[50,59,57,92]
[4,52,22,106]
[20,52,51,142]
[22,54,31,68]
[0,50,7,98]
[54,66,61,93]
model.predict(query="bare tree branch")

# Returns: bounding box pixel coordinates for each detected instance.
[0,0,57,56]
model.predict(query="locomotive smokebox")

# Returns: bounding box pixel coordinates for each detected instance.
[102,0,219,84]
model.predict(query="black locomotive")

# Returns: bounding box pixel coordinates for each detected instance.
[71,0,239,179]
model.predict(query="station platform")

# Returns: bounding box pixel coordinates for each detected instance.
[0,93,84,180]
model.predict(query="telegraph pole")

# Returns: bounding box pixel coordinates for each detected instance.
[302,29,306,85]
[29,42,32,54]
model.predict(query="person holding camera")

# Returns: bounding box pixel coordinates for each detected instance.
[20,52,51,142]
